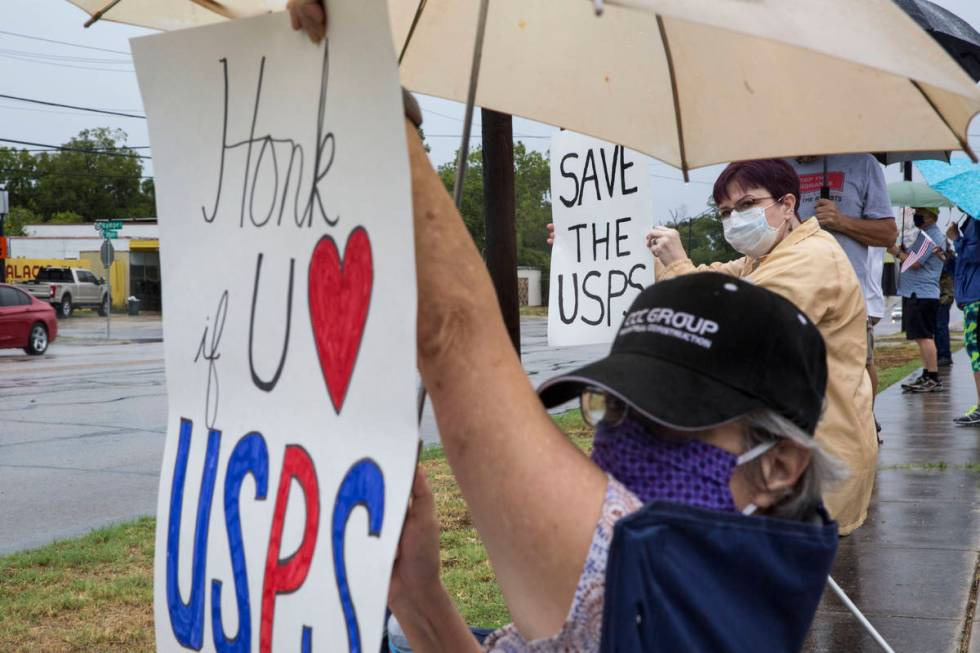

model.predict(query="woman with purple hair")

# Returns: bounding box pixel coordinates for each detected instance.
[646,158,875,536]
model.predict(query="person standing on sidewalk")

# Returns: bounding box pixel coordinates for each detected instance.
[888,208,946,392]
[948,213,980,425]
[866,246,886,438]
[789,155,896,425]
[935,245,956,367]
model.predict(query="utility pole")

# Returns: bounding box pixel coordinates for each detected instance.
[0,187,7,283]
[481,108,520,353]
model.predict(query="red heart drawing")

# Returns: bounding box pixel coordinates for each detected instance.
[308,227,373,413]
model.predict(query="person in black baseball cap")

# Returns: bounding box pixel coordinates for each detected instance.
[539,272,843,522]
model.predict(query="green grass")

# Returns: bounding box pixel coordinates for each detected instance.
[0,342,962,646]
[878,462,980,473]
[0,518,155,653]
[518,305,548,317]
[875,337,964,391]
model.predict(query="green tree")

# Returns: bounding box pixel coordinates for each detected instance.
[49,210,85,225]
[0,148,39,213]
[0,128,155,223]
[2,206,38,237]
[669,203,740,266]
[437,142,552,274]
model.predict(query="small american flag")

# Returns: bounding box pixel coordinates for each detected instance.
[901,233,936,272]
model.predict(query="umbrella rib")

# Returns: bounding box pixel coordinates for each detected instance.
[398,0,428,66]
[656,15,689,182]
[82,0,124,28]
[909,79,978,163]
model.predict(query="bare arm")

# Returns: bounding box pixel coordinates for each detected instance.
[408,122,607,638]
[388,469,481,653]
[647,226,750,280]
[830,215,897,247]
[814,199,897,247]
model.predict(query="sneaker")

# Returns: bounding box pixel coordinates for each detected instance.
[901,374,929,391]
[908,377,944,393]
[954,406,980,426]
[938,357,953,367]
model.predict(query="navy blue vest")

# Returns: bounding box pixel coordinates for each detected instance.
[600,502,837,653]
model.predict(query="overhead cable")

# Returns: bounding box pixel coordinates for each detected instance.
[0,94,145,119]
[0,137,150,159]
[0,29,131,56]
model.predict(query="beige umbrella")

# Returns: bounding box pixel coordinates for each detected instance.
[69,0,980,180]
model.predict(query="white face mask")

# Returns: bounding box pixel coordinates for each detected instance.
[736,440,777,516]
[722,204,781,258]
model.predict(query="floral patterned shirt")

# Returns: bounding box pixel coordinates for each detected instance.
[481,476,642,652]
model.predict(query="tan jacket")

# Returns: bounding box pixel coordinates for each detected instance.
[660,218,877,535]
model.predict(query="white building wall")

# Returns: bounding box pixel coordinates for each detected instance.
[8,237,131,259]
[517,267,543,307]
[24,223,159,239]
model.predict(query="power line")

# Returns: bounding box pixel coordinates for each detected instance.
[0,101,146,118]
[0,47,131,65]
[0,29,131,56]
[18,145,152,152]
[0,52,135,73]
[0,168,152,180]
[0,138,150,159]
[0,94,145,119]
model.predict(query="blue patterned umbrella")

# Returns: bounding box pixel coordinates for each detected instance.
[916,158,980,219]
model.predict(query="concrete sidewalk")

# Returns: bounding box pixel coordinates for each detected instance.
[54,314,163,343]
[805,348,980,652]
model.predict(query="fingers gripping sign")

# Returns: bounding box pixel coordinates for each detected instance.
[287,0,328,43]
[646,226,687,267]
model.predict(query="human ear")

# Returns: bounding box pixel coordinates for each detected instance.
[782,194,797,216]
[749,441,811,509]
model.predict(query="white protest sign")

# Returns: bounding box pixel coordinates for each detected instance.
[547,131,654,347]
[132,5,416,652]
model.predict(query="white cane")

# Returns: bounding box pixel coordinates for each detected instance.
[827,576,896,653]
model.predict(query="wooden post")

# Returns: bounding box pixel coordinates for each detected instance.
[481,108,520,353]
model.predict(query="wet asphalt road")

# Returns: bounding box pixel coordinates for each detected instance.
[0,316,167,554]
[2,305,959,554]
[0,315,606,554]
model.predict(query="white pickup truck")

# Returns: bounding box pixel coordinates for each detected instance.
[16,267,110,318]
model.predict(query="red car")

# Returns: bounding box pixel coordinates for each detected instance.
[0,283,57,355]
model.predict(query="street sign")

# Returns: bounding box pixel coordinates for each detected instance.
[95,220,123,238]
[0,236,7,259]
[100,240,115,267]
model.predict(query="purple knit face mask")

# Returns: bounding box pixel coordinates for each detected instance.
[591,416,773,514]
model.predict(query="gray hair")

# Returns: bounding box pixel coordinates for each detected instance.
[738,409,848,522]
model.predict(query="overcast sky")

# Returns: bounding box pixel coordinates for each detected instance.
[1,0,978,223]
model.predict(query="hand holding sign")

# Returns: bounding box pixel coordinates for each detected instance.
[288,0,327,42]
[646,226,687,267]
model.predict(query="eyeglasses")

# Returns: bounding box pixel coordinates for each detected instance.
[717,195,776,220]
[580,388,629,427]
[579,388,674,439]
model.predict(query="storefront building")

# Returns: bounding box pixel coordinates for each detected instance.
[3,221,160,311]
